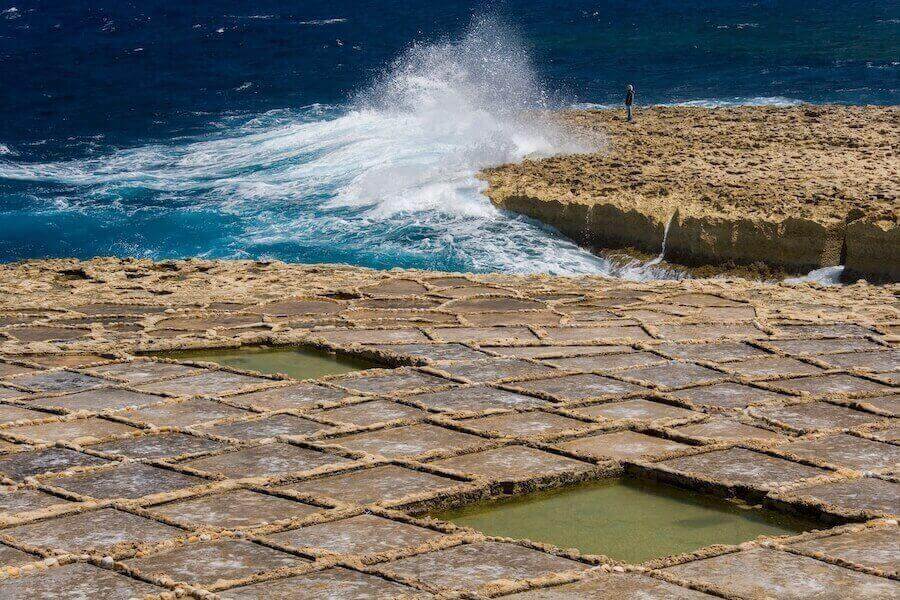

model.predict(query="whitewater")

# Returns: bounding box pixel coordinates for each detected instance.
[0,20,681,277]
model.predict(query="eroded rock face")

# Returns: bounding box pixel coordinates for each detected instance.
[481,106,899,279]
[844,218,900,281]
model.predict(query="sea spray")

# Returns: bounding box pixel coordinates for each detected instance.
[784,265,846,286]
[0,17,676,278]
[330,17,600,217]
[646,213,675,267]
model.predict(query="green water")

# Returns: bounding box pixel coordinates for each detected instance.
[154,346,375,380]
[431,478,816,563]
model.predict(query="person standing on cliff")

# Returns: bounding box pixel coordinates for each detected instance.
[625,84,635,122]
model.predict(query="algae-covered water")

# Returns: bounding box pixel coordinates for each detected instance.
[431,477,817,563]
[154,346,374,380]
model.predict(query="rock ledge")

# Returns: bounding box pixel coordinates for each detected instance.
[481,106,898,281]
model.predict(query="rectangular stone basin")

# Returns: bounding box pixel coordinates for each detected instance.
[152,345,375,380]
[430,477,817,563]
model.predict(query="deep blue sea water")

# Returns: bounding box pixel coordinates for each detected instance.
[1,1,898,275]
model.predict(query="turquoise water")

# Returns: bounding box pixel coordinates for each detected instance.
[1,2,896,273]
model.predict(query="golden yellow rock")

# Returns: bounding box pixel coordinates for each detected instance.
[481,106,898,280]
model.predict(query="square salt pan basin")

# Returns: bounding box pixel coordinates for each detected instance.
[431,477,817,563]
[151,345,375,380]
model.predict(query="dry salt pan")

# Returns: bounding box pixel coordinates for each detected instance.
[0,258,895,597]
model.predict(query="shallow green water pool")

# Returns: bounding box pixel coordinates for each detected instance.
[153,345,375,380]
[431,477,817,563]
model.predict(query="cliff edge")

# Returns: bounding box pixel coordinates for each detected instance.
[481,106,898,281]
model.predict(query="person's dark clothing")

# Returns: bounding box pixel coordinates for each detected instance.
[625,89,634,106]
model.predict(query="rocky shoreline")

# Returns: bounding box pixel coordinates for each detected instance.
[481,106,898,281]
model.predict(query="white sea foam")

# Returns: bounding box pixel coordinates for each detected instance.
[225,14,276,20]
[663,96,804,108]
[645,213,675,267]
[715,22,759,30]
[573,96,805,110]
[0,18,681,278]
[297,18,347,26]
[328,18,600,218]
[784,266,845,286]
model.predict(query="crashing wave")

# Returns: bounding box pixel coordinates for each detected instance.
[0,17,681,279]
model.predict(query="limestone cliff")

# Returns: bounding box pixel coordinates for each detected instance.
[481,106,898,280]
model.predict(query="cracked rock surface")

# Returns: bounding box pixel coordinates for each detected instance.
[481,106,899,279]
[0,258,896,598]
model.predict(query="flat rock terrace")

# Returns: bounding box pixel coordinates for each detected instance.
[0,258,896,599]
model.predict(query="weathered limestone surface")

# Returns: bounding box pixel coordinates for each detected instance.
[0,258,895,597]
[481,106,899,279]
[844,218,900,281]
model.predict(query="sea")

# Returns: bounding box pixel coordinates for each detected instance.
[1,1,897,277]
